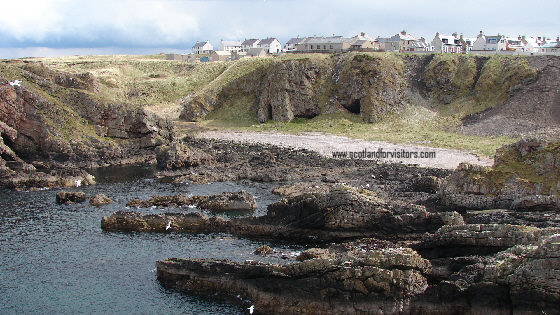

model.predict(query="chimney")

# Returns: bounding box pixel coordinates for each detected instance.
[452,32,458,37]
[478,31,483,38]
[361,32,365,36]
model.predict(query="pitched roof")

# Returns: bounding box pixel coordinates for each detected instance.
[286,37,305,45]
[242,39,259,46]
[193,41,210,48]
[542,42,560,48]
[303,36,354,44]
[259,38,278,45]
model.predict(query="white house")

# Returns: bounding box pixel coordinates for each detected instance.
[472,31,507,52]
[521,36,543,53]
[219,40,242,53]
[432,33,476,54]
[241,39,260,52]
[258,38,282,54]
[192,41,213,54]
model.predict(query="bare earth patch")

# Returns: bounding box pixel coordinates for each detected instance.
[198,130,492,169]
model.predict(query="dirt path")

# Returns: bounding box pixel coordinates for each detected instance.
[198,130,492,170]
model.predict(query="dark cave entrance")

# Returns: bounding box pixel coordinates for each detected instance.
[347,99,361,114]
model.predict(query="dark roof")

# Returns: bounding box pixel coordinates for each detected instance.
[303,36,354,44]
[259,38,278,45]
[286,37,305,45]
[242,39,259,46]
[193,41,209,48]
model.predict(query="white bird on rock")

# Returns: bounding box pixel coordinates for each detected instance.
[75,179,82,187]
[9,80,21,87]
[165,220,172,230]
[247,305,254,314]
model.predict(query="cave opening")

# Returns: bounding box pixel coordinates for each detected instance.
[347,99,361,114]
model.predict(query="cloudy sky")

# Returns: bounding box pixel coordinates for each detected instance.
[1,0,559,58]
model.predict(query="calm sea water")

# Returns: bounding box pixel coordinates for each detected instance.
[0,167,303,314]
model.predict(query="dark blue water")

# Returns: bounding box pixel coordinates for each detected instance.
[0,167,303,314]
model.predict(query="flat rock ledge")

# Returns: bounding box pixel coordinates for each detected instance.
[156,246,430,315]
[126,190,257,212]
[102,185,463,241]
[155,228,560,314]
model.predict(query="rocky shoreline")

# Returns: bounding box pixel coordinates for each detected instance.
[98,137,560,314]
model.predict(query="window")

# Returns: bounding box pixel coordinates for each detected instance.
[442,39,448,44]
[323,45,326,50]
[330,45,333,49]
[310,45,313,49]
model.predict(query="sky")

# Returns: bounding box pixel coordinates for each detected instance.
[0,0,559,58]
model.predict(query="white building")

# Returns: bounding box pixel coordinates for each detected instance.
[241,39,260,52]
[521,36,543,53]
[505,37,525,51]
[284,37,305,51]
[219,40,242,53]
[258,38,282,54]
[431,32,475,54]
[472,31,507,52]
[192,41,213,54]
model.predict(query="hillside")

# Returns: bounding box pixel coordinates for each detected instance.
[1,53,558,187]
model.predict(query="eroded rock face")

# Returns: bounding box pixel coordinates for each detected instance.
[156,246,431,315]
[483,234,560,313]
[440,139,560,211]
[0,62,173,189]
[155,142,213,170]
[266,185,461,234]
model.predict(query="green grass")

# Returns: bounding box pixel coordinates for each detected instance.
[201,101,515,157]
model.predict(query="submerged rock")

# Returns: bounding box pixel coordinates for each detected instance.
[56,191,87,204]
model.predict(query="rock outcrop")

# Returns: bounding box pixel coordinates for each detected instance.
[156,245,431,315]
[0,61,174,189]
[155,141,213,170]
[440,139,560,211]
[104,185,461,240]
[89,193,112,206]
[126,190,257,212]
[56,191,87,204]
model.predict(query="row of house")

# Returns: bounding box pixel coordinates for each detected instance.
[181,31,559,63]
[192,38,283,55]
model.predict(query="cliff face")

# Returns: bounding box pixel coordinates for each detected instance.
[181,53,559,137]
[0,60,173,188]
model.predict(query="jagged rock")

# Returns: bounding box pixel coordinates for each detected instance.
[156,246,430,314]
[464,209,560,228]
[155,142,213,170]
[412,224,560,259]
[440,140,560,211]
[266,185,460,233]
[254,245,274,256]
[511,195,560,212]
[192,190,257,212]
[126,190,256,212]
[483,234,560,313]
[296,248,335,261]
[410,176,441,193]
[56,191,87,204]
[89,194,112,207]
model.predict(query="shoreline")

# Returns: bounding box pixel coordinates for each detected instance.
[198,130,492,170]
